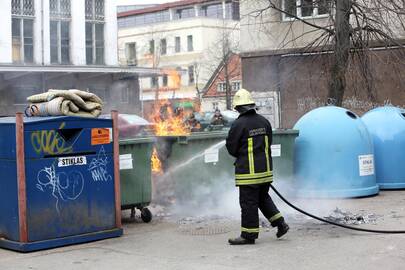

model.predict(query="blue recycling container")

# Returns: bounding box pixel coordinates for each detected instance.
[293,106,379,198]
[362,106,405,189]
[0,115,122,252]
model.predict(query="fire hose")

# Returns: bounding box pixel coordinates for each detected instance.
[269,184,405,234]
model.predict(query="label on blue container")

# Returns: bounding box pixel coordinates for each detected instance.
[58,156,87,167]
[358,154,374,176]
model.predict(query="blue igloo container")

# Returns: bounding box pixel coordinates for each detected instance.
[362,106,405,189]
[294,106,379,198]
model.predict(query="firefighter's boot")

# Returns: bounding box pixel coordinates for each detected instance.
[228,236,255,245]
[276,220,289,238]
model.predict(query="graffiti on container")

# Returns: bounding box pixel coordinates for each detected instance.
[88,146,112,182]
[31,122,73,155]
[36,164,84,213]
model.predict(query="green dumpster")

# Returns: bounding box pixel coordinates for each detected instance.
[119,137,154,222]
[157,130,299,208]
[272,130,299,181]
[156,131,234,208]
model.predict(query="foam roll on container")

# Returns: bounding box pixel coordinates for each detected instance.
[0,112,122,252]
[362,106,405,189]
[293,106,379,198]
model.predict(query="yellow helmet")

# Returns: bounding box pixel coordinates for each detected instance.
[233,88,255,109]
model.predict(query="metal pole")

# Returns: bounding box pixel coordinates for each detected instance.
[16,112,28,242]
[111,110,122,228]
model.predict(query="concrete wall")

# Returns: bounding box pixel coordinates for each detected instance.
[0,73,141,116]
[242,48,405,128]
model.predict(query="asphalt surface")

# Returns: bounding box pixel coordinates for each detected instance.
[1,190,405,270]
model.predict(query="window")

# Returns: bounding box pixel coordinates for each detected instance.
[212,102,219,110]
[121,87,129,103]
[50,0,71,64]
[11,0,35,63]
[282,0,331,20]
[231,81,241,91]
[174,8,195,19]
[225,1,240,20]
[151,76,158,88]
[187,35,193,52]
[160,39,167,55]
[162,75,168,87]
[188,66,194,84]
[200,3,223,19]
[175,36,181,53]
[125,42,137,65]
[85,0,105,65]
[149,40,155,54]
[217,82,226,92]
[117,10,170,28]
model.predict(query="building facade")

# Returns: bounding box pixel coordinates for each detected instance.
[117,0,240,111]
[201,53,241,112]
[240,0,405,128]
[0,0,158,116]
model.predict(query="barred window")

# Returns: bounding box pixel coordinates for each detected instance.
[12,0,35,16]
[12,0,35,63]
[50,0,71,18]
[85,0,105,65]
[50,0,71,64]
[85,0,104,21]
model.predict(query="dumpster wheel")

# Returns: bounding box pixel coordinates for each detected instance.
[140,208,153,223]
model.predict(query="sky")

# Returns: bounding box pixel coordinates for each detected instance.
[116,0,179,5]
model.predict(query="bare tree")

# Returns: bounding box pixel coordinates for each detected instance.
[202,25,240,110]
[246,0,405,106]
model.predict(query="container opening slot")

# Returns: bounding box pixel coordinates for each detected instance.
[346,111,357,119]
[57,128,83,142]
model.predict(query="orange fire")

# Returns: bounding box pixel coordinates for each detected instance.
[151,148,163,175]
[163,69,181,89]
[150,100,190,136]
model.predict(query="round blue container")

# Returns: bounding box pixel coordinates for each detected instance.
[362,106,405,189]
[294,106,379,198]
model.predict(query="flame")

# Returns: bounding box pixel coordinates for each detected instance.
[150,100,190,136]
[162,68,181,89]
[151,148,163,175]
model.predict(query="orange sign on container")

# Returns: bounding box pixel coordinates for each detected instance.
[91,128,110,145]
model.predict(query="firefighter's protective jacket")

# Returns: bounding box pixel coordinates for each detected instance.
[226,109,273,186]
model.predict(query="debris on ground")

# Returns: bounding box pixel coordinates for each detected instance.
[324,208,380,225]
[177,216,233,235]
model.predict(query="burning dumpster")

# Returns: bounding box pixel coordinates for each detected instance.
[362,106,405,189]
[293,106,379,198]
[152,129,299,208]
[0,113,122,252]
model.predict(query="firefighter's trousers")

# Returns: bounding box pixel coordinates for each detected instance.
[239,183,284,240]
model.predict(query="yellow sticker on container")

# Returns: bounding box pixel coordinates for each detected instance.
[91,128,110,145]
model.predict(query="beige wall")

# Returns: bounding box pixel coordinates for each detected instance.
[240,0,405,53]
[118,17,240,97]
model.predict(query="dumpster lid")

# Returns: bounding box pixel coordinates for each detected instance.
[0,116,112,124]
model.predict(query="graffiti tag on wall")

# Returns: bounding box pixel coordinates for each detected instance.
[36,164,84,213]
[88,146,112,182]
[31,122,73,155]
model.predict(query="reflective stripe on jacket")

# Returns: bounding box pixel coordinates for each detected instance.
[226,109,273,186]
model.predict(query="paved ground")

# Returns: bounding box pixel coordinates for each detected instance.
[1,190,405,270]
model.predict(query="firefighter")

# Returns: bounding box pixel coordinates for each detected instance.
[210,109,226,126]
[185,112,201,132]
[226,88,289,245]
